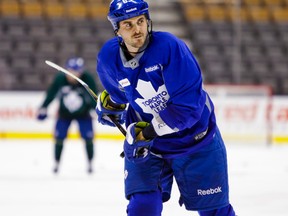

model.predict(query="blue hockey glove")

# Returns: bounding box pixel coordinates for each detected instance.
[124,122,154,164]
[37,108,47,121]
[96,90,126,127]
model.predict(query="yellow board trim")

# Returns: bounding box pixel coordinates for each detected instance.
[272,136,288,144]
[1,132,287,144]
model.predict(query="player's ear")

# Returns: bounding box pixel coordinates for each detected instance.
[113,29,120,37]
[147,19,151,27]
[147,19,152,33]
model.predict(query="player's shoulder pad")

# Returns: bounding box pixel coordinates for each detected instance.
[55,72,66,79]
[98,37,119,59]
[152,31,179,44]
[81,71,93,79]
[152,31,183,50]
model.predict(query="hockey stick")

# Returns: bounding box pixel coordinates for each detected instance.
[45,60,126,158]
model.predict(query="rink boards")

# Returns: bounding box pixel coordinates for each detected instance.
[0,91,287,145]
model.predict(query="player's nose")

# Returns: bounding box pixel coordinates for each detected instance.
[134,24,141,33]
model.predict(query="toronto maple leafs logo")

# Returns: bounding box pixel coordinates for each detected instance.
[135,80,170,117]
[63,91,83,113]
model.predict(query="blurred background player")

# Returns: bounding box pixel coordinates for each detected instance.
[37,57,98,174]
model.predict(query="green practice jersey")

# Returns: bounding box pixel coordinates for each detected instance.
[40,71,98,119]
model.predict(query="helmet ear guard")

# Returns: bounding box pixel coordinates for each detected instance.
[147,18,152,33]
[108,0,150,32]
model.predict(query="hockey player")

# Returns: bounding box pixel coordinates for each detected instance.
[37,57,98,174]
[96,0,236,215]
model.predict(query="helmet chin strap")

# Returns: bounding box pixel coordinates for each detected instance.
[116,20,153,56]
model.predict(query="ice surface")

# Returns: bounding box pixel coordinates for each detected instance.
[0,139,287,216]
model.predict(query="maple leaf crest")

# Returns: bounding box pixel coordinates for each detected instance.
[63,90,83,113]
[135,79,170,117]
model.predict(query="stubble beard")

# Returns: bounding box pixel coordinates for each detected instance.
[131,36,144,48]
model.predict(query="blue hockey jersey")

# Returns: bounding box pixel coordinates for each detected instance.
[97,31,217,158]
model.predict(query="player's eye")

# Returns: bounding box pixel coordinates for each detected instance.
[125,23,132,29]
[137,18,144,25]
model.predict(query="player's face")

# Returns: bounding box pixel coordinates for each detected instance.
[117,15,149,54]
[66,69,81,84]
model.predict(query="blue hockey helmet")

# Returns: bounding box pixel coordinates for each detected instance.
[107,0,150,31]
[65,57,85,73]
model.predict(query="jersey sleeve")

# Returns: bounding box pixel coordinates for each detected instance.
[84,72,98,94]
[82,71,98,108]
[158,39,207,132]
[41,73,63,108]
[97,50,128,105]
